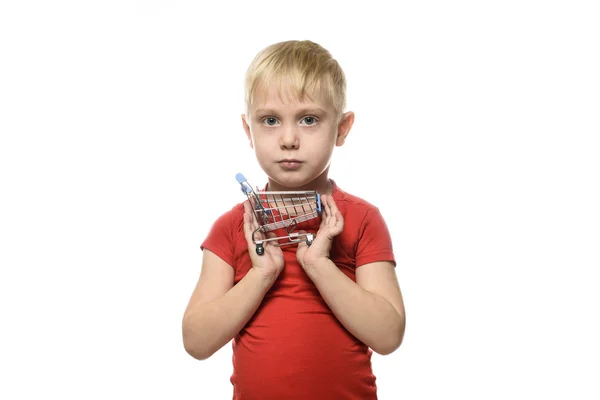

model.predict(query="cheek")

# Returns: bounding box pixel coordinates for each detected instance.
[252,137,270,151]
[252,140,275,160]
[309,138,336,162]
[313,131,337,149]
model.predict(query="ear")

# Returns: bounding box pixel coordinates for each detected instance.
[241,114,254,149]
[335,111,354,146]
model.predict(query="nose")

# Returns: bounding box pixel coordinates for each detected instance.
[279,125,299,149]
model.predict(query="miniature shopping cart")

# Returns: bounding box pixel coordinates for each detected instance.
[236,173,322,255]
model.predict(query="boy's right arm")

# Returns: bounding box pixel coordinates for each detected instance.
[182,201,285,360]
[182,250,277,360]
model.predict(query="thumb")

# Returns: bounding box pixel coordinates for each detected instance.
[243,212,258,247]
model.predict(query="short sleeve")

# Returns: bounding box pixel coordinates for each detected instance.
[200,209,236,267]
[355,207,396,268]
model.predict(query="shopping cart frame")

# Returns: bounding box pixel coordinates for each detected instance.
[236,173,322,255]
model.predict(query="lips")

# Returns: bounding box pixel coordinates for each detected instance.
[278,159,303,170]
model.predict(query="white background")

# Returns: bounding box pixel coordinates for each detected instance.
[1,1,599,399]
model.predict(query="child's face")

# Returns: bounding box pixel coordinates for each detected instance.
[242,82,353,192]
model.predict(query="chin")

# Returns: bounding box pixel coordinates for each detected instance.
[268,171,316,190]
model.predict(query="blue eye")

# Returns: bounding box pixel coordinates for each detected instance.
[263,117,279,126]
[300,116,318,126]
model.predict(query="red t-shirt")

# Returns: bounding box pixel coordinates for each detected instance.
[201,181,395,400]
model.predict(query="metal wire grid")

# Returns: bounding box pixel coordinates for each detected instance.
[236,173,321,254]
[250,191,320,232]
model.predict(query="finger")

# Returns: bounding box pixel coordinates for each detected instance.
[243,209,256,245]
[322,196,343,233]
[297,237,307,249]
[318,195,328,226]
[243,202,253,230]
[319,208,328,228]
[335,210,344,231]
[243,201,254,223]
[325,198,335,226]
[244,201,261,230]
[266,231,277,238]
[296,230,308,251]
[243,202,251,231]
[243,201,262,244]
[258,232,278,255]
[327,196,342,219]
[322,194,331,219]
[243,200,252,221]
[327,195,338,213]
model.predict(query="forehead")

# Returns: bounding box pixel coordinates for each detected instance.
[249,79,334,112]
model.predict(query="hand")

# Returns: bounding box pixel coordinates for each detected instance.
[243,201,285,279]
[296,194,344,270]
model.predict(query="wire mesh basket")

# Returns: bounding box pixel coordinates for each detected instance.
[236,173,322,255]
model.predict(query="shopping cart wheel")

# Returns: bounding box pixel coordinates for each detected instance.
[305,234,314,246]
[255,242,264,255]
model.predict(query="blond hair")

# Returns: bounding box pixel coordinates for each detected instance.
[244,40,347,115]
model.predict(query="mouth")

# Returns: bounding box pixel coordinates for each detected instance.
[278,159,303,170]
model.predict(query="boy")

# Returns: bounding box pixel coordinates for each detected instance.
[182,40,406,399]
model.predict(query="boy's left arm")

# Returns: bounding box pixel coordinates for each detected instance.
[296,195,406,355]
